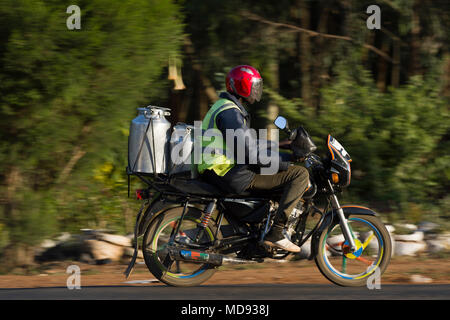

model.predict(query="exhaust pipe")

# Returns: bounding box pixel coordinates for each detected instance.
[168,248,258,266]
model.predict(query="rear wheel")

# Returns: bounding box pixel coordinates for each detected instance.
[142,206,220,287]
[315,214,392,287]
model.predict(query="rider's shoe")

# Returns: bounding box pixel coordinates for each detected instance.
[264,228,301,253]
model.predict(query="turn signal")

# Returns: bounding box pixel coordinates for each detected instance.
[331,173,339,184]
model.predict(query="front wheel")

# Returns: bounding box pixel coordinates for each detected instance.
[315,214,392,287]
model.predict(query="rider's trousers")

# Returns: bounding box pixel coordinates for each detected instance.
[246,165,309,237]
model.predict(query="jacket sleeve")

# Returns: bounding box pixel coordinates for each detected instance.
[215,108,290,171]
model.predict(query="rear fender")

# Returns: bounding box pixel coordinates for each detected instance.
[309,205,377,259]
[125,196,198,278]
[125,193,166,278]
[138,198,195,237]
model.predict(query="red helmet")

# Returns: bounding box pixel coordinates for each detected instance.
[226,65,263,103]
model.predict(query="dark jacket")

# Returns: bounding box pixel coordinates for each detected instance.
[201,92,290,194]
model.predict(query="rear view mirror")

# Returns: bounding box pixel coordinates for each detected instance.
[274,116,288,130]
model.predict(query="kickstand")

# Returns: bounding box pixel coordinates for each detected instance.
[124,201,146,278]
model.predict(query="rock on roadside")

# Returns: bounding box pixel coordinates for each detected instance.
[35,231,135,264]
[410,274,433,284]
[83,239,125,262]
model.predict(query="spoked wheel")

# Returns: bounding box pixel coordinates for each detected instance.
[315,214,392,287]
[142,206,220,287]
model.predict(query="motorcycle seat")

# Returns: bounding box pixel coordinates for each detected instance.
[170,177,224,196]
[169,176,276,198]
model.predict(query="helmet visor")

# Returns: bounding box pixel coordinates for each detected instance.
[250,78,263,102]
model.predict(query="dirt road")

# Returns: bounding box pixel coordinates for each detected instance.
[0,256,448,289]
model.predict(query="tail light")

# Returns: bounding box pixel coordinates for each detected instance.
[136,189,151,200]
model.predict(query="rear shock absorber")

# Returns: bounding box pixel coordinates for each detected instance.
[196,199,217,241]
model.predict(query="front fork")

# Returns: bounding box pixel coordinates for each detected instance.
[328,182,357,252]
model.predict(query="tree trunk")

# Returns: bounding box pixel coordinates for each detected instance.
[184,36,218,104]
[391,39,401,88]
[362,31,375,67]
[409,0,422,77]
[376,39,390,92]
[168,89,183,125]
[441,54,450,98]
[298,0,312,106]
[0,167,36,270]
[313,6,330,112]
[197,73,209,119]
[266,60,279,141]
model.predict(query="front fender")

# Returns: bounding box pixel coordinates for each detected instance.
[309,205,377,260]
[340,205,378,218]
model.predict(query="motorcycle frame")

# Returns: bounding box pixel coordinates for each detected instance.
[127,170,328,257]
[125,149,378,277]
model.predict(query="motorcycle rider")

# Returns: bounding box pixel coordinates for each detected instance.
[197,65,309,252]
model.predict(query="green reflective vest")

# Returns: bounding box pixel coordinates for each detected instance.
[196,98,245,176]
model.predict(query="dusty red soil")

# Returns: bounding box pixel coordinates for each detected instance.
[0,256,449,288]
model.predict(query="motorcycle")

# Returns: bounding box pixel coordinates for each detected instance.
[124,116,392,287]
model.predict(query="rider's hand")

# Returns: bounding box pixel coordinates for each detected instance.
[279,139,292,149]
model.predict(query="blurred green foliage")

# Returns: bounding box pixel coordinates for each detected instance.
[0,0,183,267]
[270,62,449,209]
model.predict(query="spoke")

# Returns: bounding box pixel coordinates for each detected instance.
[168,220,187,238]
[175,260,181,273]
[327,241,344,250]
[334,241,345,248]
[362,232,375,250]
[168,221,179,243]
[162,252,174,270]
[355,256,373,266]
[342,256,347,273]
